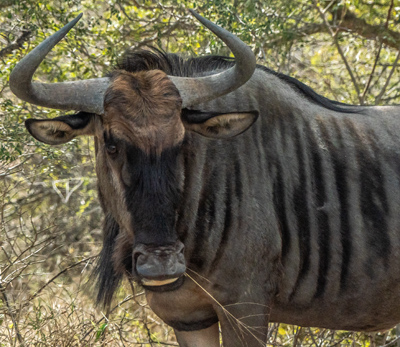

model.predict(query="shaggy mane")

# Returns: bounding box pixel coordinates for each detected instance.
[115,48,359,113]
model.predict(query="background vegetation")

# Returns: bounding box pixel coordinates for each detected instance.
[0,0,399,345]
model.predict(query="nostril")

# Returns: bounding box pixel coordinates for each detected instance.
[175,240,185,254]
[132,249,143,265]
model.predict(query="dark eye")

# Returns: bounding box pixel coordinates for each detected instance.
[106,144,117,155]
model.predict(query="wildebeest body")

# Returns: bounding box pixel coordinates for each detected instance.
[101,51,400,338]
[10,12,400,346]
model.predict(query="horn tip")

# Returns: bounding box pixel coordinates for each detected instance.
[188,9,200,19]
[61,13,82,32]
[188,9,213,30]
[73,13,83,23]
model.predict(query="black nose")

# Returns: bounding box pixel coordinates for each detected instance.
[132,240,186,281]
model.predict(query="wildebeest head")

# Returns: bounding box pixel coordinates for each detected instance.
[10,11,258,290]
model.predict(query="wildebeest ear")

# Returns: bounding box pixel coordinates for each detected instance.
[25,112,96,145]
[182,110,258,139]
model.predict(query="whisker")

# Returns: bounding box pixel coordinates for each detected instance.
[184,272,267,346]
[238,313,267,320]
[225,311,248,347]
[186,267,212,283]
[224,302,271,309]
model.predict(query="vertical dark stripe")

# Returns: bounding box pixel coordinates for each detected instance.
[344,119,390,276]
[210,176,233,270]
[189,162,219,271]
[273,164,291,261]
[177,137,197,243]
[177,151,191,243]
[325,118,352,292]
[234,159,243,202]
[290,119,311,300]
[305,124,330,299]
[251,119,265,181]
[272,117,291,261]
[189,194,208,270]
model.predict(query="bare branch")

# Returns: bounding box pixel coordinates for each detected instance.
[0,0,15,9]
[0,30,31,58]
[375,49,400,104]
[28,256,97,302]
[360,0,394,104]
[117,1,135,22]
[341,10,400,50]
[264,10,400,51]
[379,335,400,347]
[313,0,362,103]
[0,282,25,346]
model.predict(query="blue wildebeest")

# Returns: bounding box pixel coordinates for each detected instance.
[10,10,400,347]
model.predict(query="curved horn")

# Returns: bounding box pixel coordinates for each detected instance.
[10,11,255,112]
[171,10,256,108]
[9,14,109,114]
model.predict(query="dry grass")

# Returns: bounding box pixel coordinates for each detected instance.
[1,276,177,346]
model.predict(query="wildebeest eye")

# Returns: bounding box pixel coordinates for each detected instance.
[106,144,117,155]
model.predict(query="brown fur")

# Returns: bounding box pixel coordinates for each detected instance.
[103,70,185,155]
[95,134,134,238]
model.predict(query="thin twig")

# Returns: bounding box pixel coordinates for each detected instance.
[117,1,135,21]
[0,282,25,346]
[379,335,400,347]
[360,0,394,104]
[292,326,302,347]
[313,0,361,103]
[375,49,400,104]
[28,256,97,302]
[0,30,31,58]
[81,290,144,341]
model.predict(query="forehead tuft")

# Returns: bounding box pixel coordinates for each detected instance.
[104,70,182,113]
[100,70,185,151]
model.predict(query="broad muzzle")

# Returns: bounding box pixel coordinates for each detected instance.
[132,241,186,287]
